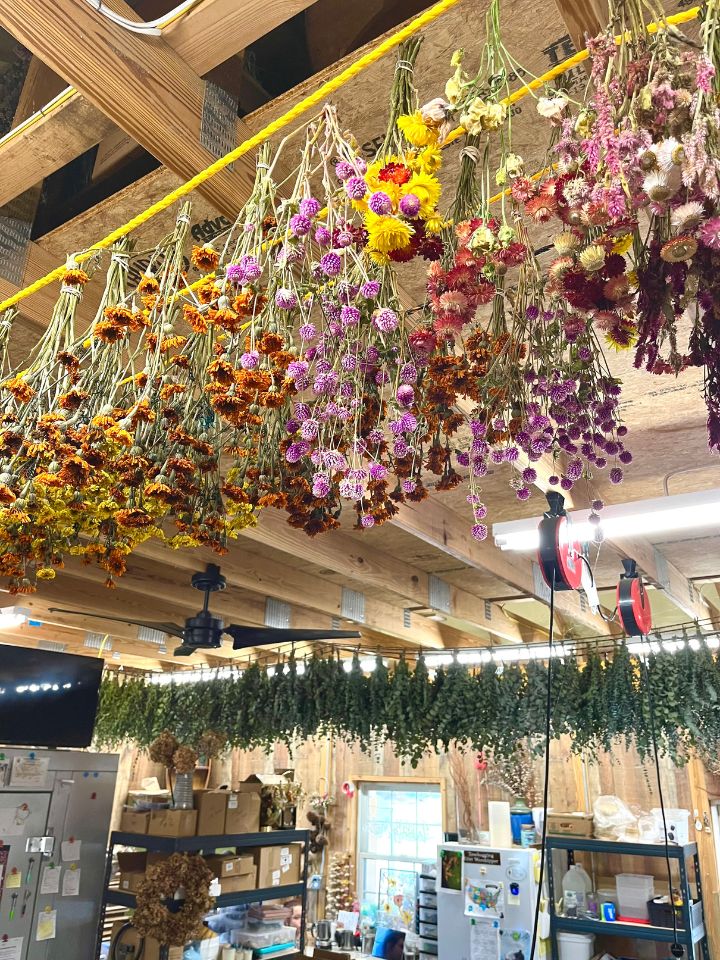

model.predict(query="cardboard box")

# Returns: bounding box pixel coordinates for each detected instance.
[120,810,151,834]
[148,809,198,837]
[249,844,302,888]
[547,813,594,837]
[117,850,147,873]
[219,872,256,894]
[225,787,261,835]
[205,854,256,878]
[111,921,161,960]
[194,789,228,836]
[119,871,145,893]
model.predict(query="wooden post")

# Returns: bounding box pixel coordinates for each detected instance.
[688,756,719,957]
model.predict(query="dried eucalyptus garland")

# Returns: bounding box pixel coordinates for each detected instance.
[94,647,720,766]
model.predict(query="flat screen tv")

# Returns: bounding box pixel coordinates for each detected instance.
[0,644,103,748]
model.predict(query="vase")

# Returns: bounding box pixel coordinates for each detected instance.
[174,771,194,810]
[510,797,534,845]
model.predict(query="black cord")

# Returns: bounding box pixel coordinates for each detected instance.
[639,653,681,953]
[530,571,555,960]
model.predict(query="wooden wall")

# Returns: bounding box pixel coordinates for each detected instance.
[117,738,720,955]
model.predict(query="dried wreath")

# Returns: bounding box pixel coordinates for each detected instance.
[133,853,214,946]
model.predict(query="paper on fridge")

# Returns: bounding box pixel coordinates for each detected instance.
[470,918,500,960]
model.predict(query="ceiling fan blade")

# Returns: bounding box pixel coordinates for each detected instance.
[48,608,186,639]
[174,644,198,657]
[224,625,361,650]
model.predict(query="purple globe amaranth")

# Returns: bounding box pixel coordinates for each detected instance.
[609,467,624,484]
[345,177,368,200]
[368,191,393,215]
[373,307,398,332]
[314,226,332,246]
[399,193,421,217]
[289,213,312,237]
[275,288,298,310]
[396,384,415,407]
[335,160,354,181]
[240,350,259,369]
[299,197,321,218]
[361,280,381,299]
[340,305,361,327]
[319,252,342,277]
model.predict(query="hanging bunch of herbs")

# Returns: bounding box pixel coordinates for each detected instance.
[95,645,720,766]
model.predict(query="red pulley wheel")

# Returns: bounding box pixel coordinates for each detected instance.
[617,560,652,636]
[537,513,583,591]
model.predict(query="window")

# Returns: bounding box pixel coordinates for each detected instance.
[357,780,444,906]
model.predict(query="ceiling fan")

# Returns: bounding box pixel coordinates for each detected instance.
[50,563,361,657]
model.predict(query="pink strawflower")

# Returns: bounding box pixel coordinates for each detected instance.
[700,217,720,251]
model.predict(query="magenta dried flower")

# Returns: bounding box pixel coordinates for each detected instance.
[336,230,354,248]
[368,191,393,215]
[275,287,298,309]
[289,213,311,237]
[609,466,624,484]
[299,322,317,340]
[345,176,368,200]
[516,487,531,501]
[335,160,354,181]
[400,362,418,383]
[471,523,488,541]
[399,193,421,217]
[401,479,417,493]
[299,197,321,218]
[340,305,361,327]
[396,384,415,407]
[522,467,537,484]
[369,463,388,480]
[312,472,331,497]
[361,515,376,528]
[314,226,332,246]
[240,350,259,369]
[320,252,342,277]
[226,263,245,284]
[361,280,381,299]
[373,307,398,332]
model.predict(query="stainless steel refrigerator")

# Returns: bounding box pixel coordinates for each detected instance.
[0,748,118,960]
[436,843,541,960]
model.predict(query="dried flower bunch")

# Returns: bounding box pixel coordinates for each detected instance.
[0,0,716,586]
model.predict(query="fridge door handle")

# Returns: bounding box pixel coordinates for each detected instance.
[26,836,55,856]
[60,779,75,785]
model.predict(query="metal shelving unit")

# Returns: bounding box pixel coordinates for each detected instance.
[95,828,310,958]
[546,836,710,960]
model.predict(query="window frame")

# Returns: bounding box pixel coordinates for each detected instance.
[352,775,446,905]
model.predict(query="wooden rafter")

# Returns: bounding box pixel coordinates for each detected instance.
[0,0,319,209]
[553,0,608,55]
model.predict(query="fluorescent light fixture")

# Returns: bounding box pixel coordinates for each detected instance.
[457,651,493,665]
[0,606,28,629]
[493,488,720,551]
[425,653,453,668]
[706,636,720,650]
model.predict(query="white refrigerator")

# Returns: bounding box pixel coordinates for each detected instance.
[436,843,541,960]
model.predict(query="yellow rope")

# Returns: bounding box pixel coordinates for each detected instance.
[441,5,702,148]
[0,2,702,315]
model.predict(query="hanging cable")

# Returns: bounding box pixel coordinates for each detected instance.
[639,651,683,955]
[529,570,555,960]
[82,0,203,35]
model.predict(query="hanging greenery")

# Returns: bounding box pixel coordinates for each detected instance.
[94,646,720,765]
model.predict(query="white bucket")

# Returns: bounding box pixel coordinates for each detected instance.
[557,931,595,960]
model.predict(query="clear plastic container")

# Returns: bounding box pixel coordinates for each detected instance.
[232,926,297,949]
[419,921,437,937]
[419,907,438,923]
[419,876,437,892]
[616,874,655,920]
[418,891,437,907]
[562,864,592,918]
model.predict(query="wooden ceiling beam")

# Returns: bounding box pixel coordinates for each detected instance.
[134,540,450,651]
[0,621,168,671]
[239,511,545,645]
[390,499,616,636]
[0,0,319,209]
[553,0,608,57]
[0,0,260,219]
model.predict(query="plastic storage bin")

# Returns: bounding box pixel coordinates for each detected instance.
[557,931,595,960]
[651,808,690,845]
[616,874,655,921]
[419,876,437,892]
[418,891,437,908]
[419,907,438,923]
[419,922,438,938]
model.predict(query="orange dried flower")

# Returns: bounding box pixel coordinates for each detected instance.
[183,304,209,334]
[138,275,160,296]
[58,389,89,410]
[259,333,284,354]
[191,245,220,272]
[4,375,35,403]
[58,456,91,485]
[115,508,153,528]
[62,268,90,286]
[93,319,126,343]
